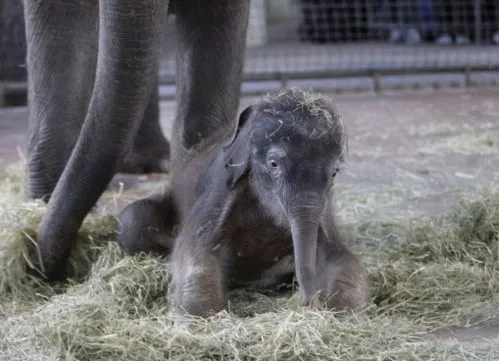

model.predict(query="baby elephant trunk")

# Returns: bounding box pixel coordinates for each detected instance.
[288,197,324,306]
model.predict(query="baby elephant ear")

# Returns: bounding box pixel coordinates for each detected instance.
[223,105,255,189]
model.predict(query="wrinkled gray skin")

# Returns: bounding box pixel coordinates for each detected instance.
[118,89,369,319]
[23,0,251,281]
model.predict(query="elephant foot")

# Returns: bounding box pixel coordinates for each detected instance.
[118,138,171,174]
[117,190,177,255]
[25,232,72,283]
[26,257,69,284]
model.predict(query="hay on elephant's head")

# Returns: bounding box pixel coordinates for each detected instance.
[260,88,348,163]
[1,160,499,360]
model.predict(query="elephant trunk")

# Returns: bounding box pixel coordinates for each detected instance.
[288,198,324,306]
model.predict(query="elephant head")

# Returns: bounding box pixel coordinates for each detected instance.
[222,88,348,306]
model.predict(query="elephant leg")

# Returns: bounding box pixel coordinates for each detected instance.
[172,251,226,319]
[117,188,177,255]
[169,0,251,167]
[315,227,369,311]
[118,75,172,174]
[31,0,170,281]
[24,0,98,201]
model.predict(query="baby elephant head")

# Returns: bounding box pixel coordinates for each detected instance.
[222,88,348,306]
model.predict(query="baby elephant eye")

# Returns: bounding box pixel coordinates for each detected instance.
[266,157,281,175]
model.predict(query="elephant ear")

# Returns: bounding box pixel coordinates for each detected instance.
[223,105,255,190]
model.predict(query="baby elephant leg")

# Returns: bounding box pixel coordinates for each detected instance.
[315,228,369,311]
[117,189,177,255]
[172,251,226,319]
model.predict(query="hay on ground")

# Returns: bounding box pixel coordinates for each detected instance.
[1,161,499,360]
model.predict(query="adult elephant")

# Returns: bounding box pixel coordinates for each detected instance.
[23,0,251,281]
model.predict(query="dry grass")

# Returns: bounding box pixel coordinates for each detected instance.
[1,161,498,361]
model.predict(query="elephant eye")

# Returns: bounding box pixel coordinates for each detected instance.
[266,157,281,176]
[332,168,339,178]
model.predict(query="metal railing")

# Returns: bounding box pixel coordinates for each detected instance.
[1,0,499,106]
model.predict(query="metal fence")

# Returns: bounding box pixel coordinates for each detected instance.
[2,0,499,105]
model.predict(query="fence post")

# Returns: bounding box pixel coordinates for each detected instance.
[474,0,482,44]
[246,0,268,47]
[373,72,381,93]
[0,82,5,108]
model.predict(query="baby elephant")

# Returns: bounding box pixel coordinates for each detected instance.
[117,89,368,318]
